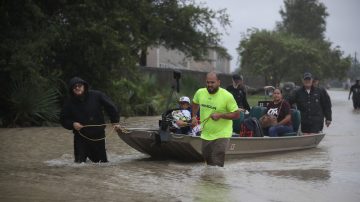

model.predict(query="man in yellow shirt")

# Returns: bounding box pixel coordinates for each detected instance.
[191,72,240,167]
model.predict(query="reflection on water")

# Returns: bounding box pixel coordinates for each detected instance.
[256,169,331,181]
[44,153,148,167]
[1,90,360,202]
[193,167,231,202]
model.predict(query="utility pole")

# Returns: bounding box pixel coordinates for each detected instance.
[354,52,358,66]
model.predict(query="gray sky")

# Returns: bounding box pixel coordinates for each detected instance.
[200,0,360,72]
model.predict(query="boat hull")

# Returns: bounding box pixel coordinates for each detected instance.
[117,130,325,162]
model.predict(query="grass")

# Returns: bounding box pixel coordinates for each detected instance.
[247,94,273,107]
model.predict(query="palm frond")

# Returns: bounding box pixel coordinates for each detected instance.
[6,78,60,126]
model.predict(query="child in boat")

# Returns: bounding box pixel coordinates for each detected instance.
[171,96,192,134]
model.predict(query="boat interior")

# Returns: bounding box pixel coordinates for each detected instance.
[232,106,301,137]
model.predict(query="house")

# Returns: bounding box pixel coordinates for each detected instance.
[146,46,231,74]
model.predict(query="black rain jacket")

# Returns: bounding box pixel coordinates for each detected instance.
[226,85,251,111]
[289,86,332,125]
[60,77,120,139]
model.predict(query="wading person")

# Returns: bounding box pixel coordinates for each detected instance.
[60,77,120,163]
[191,72,240,167]
[348,78,360,110]
[289,72,332,135]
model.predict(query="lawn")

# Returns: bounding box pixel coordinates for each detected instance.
[247,94,272,107]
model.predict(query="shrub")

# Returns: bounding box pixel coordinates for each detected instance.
[3,78,61,127]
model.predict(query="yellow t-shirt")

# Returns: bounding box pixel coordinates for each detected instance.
[193,87,238,140]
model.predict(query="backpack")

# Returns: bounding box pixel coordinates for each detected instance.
[240,117,264,137]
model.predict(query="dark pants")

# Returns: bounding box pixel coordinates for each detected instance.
[74,134,108,163]
[301,122,323,133]
[201,138,229,167]
[268,125,293,137]
[353,96,360,109]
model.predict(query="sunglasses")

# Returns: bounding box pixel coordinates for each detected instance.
[73,83,84,89]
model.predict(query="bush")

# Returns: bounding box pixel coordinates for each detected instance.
[2,78,61,127]
[109,74,169,116]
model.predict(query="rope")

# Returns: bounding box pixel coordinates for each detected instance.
[199,116,211,130]
[77,123,130,142]
[194,113,231,131]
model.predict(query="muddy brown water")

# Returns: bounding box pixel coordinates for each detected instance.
[1,90,359,202]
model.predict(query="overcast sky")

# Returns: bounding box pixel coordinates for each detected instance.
[200,0,360,72]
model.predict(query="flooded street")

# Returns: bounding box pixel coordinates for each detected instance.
[1,90,360,202]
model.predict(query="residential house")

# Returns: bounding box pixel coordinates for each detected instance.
[146,46,231,74]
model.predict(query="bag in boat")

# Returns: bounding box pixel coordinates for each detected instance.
[259,114,277,128]
[240,117,263,137]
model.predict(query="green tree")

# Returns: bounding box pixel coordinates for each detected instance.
[238,29,322,86]
[237,0,350,86]
[45,0,229,86]
[0,0,62,126]
[316,41,351,80]
[277,0,350,80]
[0,0,229,126]
[347,55,360,80]
[130,0,230,65]
[277,0,328,41]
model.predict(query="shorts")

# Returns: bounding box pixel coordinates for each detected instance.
[201,138,229,167]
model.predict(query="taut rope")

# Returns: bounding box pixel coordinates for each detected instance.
[77,123,130,141]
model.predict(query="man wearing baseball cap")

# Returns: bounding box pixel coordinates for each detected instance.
[289,72,332,134]
[226,74,250,112]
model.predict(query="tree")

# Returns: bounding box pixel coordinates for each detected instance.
[237,0,350,86]
[131,0,230,65]
[277,0,328,41]
[0,0,229,87]
[316,41,351,80]
[347,54,360,81]
[237,29,322,86]
[0,0,230,126]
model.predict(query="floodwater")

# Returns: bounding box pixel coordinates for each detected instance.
[1,90,360,202]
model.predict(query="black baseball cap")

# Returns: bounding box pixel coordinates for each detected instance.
[232,74,243,80]
[303,72,312,80]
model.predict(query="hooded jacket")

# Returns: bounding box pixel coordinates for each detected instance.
[60,77,119,138]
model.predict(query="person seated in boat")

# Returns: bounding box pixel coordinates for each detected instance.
[226,74,251,113]
[170,96,192,134]
[261,88,293,137]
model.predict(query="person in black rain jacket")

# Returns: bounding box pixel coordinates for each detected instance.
[348,78,360,110]
[226,74,251,112]
[60,77,120,163]
[289,73,332,134]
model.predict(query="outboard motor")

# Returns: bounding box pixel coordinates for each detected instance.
[282,82,295,101]
[158,71,181,142]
